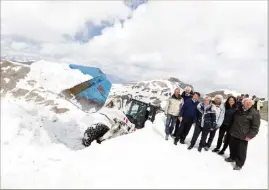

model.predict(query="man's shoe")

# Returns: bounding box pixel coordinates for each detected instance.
[233,165,242,171]
[225,157,234,162]
[212,148,219,152]
[187,145,194,150]
[204,146,209,151]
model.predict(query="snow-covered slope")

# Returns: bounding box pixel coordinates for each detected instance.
[107,78,193,111]
[1,60,98,113]
[1,98,268,189]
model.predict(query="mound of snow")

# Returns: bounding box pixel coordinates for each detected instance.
[16,60,92,94]
[1,97,267,189]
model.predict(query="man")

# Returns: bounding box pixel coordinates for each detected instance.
[237,94,244,108]
[204,95,225,150]
[174,92,200,145]
[164,88,183,140]
[181,86,194,102]
[225,98,260,170]
[172,86,194,138]
[187,96,217,152]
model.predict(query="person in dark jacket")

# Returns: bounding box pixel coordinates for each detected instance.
[174,92,200,145]
[237,94,244,108]
[212,96,237,155]
[225,98,261,170]
[172,86,194,138]
[187,96,217,152]
[204,94,225,150]
[181,86,194,102]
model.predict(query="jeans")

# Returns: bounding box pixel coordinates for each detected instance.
[165,114,178,135]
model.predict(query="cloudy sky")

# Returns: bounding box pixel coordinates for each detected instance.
[1,1,267,97]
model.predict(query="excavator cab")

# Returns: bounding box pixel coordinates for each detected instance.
[124,99,160,129]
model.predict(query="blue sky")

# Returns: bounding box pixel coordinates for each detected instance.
[74,0,147,44]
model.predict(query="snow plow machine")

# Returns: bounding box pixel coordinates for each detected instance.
[82,97,163,147]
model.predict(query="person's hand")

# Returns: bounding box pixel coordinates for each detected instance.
[245,136,251,141]
[210,128,214,131]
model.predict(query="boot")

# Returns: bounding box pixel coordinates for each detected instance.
[218,150,225,155]
[174,139,177,145]
[187,144,194,150]
[233,165,242,171]
[225,157,234,162]
[180,140,185,144]
[212,148,219,153]
[204,146,209,151]
[198,146,202,152]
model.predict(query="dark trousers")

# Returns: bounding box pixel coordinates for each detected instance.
[172,119,181,136]
[190,125,210,147]
[206,130,217,148]
[215,127,230,151]
[229,136,248,168]
[221,133,230,152]
[165,114,177,135]
[175,117,193,142]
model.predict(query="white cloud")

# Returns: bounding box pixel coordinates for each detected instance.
[1,1,131,42]
[1,1,267,97]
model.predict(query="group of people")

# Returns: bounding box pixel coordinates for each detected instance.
[164,87,261,171]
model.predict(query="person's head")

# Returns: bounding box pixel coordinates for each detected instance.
[192,92,200,101]
[185,86,192,94]
[214,94,223,105]
[225,96,237,109]
[237,95,240,99]
[203,96,211,105]
[174,88,181,97]
[244,94,249,99]
[243,98,253,110]
[252,95,256,100]
[241,94,244,99]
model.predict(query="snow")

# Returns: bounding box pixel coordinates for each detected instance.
[110,79,184,106]
[11,65,21,72]
[1,97,268,189]
[16,60,93,94]
[1,65,10,72]
[223,89,242,97]
[3,78,10,83]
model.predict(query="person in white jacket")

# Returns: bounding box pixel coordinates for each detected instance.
[252,95,262,112]
[164,88,183,140]
[205,94,225,150]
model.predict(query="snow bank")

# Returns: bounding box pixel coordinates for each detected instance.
[1,98,268,189]
[16,60,92,93]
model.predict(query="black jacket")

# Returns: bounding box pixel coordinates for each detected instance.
[195,103,217,129]
[221,107,237,129]
[229,107,260,140]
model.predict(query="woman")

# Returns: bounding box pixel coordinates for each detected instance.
[212,96,237,155]
[187,96,217,152]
